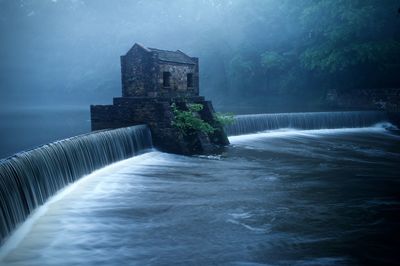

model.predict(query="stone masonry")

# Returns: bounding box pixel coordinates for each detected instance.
[121,43,199,98]
[91,43,229,155]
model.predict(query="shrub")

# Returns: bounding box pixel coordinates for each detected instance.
[171,103,215,135]
[213,112,235,127]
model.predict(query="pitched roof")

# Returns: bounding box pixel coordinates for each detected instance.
[148,47,196,65]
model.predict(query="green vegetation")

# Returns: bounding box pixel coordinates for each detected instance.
[197,0,400,109]
[171,104,235,135]
[171,103,215,135]
[213,112,235,128]
[3,1,398,110]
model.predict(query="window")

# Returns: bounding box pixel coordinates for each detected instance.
[187,73,193,88]
[163,72,171,87]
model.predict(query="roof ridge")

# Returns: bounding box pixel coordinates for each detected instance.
[148,47,180,53]
[148,47,195,64]
[176,49,195,59]
[134,43,151,52]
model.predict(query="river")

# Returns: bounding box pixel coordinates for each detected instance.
[1,125,399,265]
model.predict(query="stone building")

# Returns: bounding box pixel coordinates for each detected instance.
[121,43,199,98]
[91,43,229,155]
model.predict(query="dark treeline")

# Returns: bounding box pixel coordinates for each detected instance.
[201,0,400,111]
[1,0,399,112]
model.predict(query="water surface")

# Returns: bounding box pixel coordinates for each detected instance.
[0,108,89,159]
[1,127,400,265]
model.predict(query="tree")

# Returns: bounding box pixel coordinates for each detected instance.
[260,51,287,92]
[299,0,400,90]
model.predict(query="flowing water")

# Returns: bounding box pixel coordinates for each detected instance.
[0,112,400,265]
[225,111,388,136]
[0,125,153,245]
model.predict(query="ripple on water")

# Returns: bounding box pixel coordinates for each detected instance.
[1,130,400,265]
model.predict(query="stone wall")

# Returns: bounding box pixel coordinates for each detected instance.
[91,97,229,155]
[157,62,198,97]
[120,46,199,98]
[121,45,157,97]
[98,44,222,155]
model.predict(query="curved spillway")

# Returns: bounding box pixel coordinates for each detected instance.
[0,125,153,245]
[1,126,399,265]
[1,112,399,265]
[225,111,389,136]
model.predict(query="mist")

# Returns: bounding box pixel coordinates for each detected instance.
[1,0,251,108]
[1,0,398,111]
[2,1,400,264]
[1,0,400,157]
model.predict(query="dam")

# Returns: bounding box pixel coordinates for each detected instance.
[2,1,400,264]
[1,111,399,265]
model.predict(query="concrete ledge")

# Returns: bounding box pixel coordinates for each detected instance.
[113,96,205,105]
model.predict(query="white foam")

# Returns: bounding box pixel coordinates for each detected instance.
[229,123,395,143]
[0,152,158,261]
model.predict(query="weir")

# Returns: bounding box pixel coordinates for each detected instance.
[0,125,152,245]
[0,110,397,247]
[225,111,390,136]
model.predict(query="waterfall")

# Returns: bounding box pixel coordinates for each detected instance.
[0,125,153,245]
[225,111,388,136]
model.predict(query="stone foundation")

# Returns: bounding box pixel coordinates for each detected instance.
[91,97,229,155]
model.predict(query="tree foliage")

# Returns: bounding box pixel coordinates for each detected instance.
[299,0,400,73]
[2,0,399,109]
[204,0,400,108]
[260,51,287,72]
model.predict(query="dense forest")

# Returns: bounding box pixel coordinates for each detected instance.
[1,0,399,112]
[199,0,400,111]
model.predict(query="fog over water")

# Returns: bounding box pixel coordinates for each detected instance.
[1,0,399,109]
[1,0,256,107]
[1,0,399,157]
[1,1,400,265]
